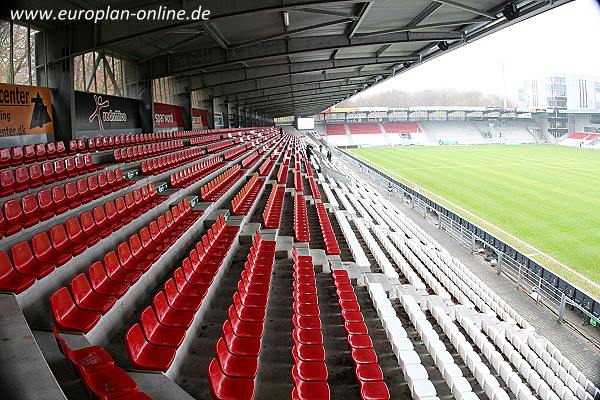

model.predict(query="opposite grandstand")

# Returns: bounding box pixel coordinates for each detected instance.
[348,144,600,295]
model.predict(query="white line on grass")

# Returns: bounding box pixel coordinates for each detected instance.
[351,154,600,294]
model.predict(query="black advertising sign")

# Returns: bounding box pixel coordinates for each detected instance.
[74,91,142,133]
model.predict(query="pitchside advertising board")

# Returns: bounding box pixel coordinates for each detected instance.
[74,91,142,135]
[0,83,54,137]
[154,102,185,131]
[191,108,209,129]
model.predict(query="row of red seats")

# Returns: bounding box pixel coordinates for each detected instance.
[308,177,321,200]
[294,169,304,193]
[53,329,151,400]
[169,156,224,188]
[140,147,204,175]
[224,144,250,161]
[0,154,102,197]
[0,184,162,294]
[258,154,276,176]
[126,214,239,372]
[331,269,391,399]
[294,195,310,243]
[241,151,260,169]
[277,163,289,185]
[50,198,200,333]
[290,248,330,400]
[314,203,341,255]
[0,141,67,168]
[231,173,265,216]
[304,154,314,177]
[199,164,243,202]
[207,140,236,153]
[70,132,175,153]
[262,185,285,229]
[208,230,276,399]
[189,135,222,145]
[0,169,131,239]
[113,140,183,162]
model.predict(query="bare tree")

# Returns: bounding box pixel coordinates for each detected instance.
[0,21,35,85]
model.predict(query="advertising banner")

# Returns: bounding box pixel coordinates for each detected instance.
[191,108,209,129]
[74,91,141,134]
[0,83,54,137]
[154,102,185,130]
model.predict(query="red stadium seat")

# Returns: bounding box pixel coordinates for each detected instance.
[32,231,72,266]
[51,185,69,214]
[82,366,139,399]
[50,223,86,256]
[70,273,117,314]
[208,358,255,400]
[140,307,186,348]
[125,323,176,372]
[50,287,101,333]
[0,251,36,293]
[11,241,55,278]
[103,252,142,284]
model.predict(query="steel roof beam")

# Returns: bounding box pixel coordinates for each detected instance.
[198,70,381,96]
[186,56,418,88]
[432,0,497,19]
[354,18,486,38]
[347,2,373,38]
[203,22,230,49]
[235,84,363,105]
[165,31,463,75]
[232,80,362,101]
[239,87,359,107]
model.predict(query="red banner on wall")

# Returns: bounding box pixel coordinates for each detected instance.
[191,108,209,129]
[154,102,185,130]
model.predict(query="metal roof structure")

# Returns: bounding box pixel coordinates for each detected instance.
[22,0,571,118]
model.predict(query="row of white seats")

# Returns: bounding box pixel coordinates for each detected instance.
[338,181,372,222]
[345,183,391,229]
[370,194,531,332]
[328,178,356,215]
[517,331,597,399]
[353,218,399,280]
[319,179,339,208]
[431,305,532,400]
[420,241,530,330]
[366,282,440,400]
[375,198,531,332]
[369,225,427,290]
[402,293,489,400]
[478,318,595,400]
[332,209,369,268]
[386,233,453,302]
[455,308,575,400]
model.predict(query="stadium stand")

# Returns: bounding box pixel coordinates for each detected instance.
[317,120,538,147]
[1,129,599,400]
[6,1,598,398]
[561,133,600,147]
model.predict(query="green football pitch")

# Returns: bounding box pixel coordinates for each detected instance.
[348,144,600,296]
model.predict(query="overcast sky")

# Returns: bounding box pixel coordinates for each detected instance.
[354,0,600,102]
